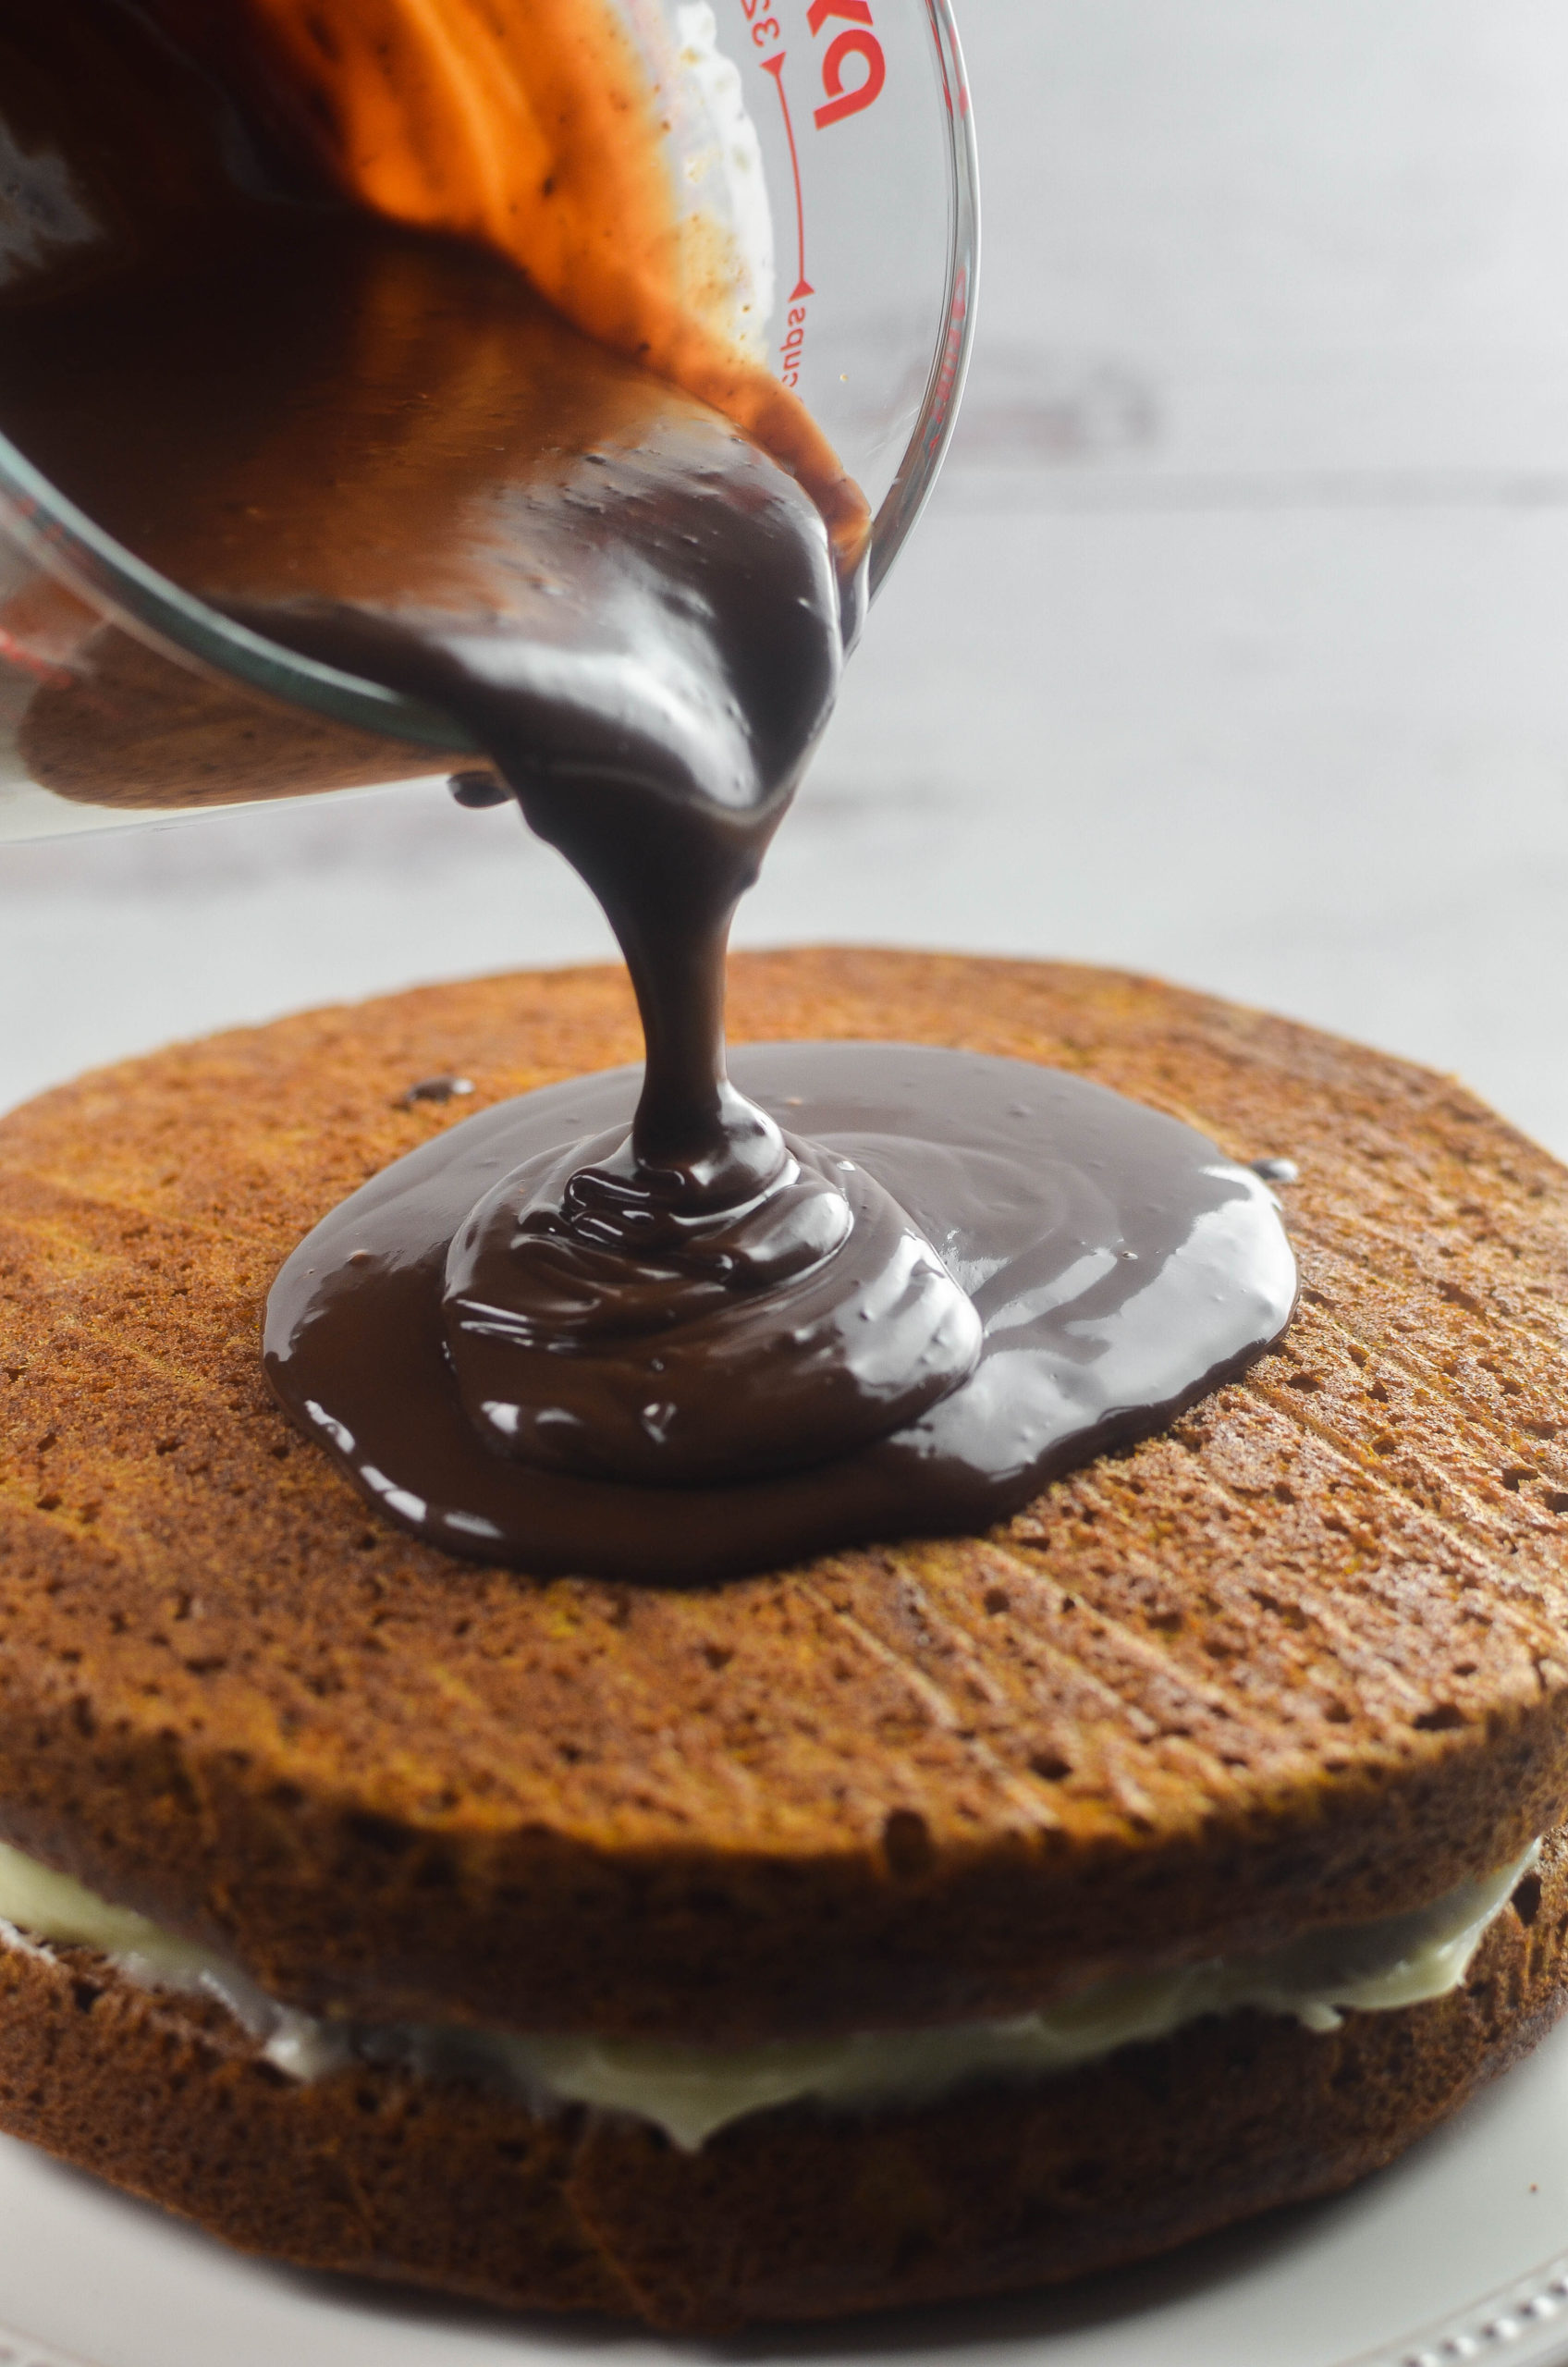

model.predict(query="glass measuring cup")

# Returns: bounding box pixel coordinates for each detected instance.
[0,0,978,842]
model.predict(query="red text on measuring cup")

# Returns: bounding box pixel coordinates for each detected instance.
[808,0,885,129]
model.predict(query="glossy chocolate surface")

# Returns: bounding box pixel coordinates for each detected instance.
[266,1044,1297,1581]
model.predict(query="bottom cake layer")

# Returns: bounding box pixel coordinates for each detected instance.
[0,1835,1564,2332]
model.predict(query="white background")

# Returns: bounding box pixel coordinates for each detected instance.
[6,0,1568,1154]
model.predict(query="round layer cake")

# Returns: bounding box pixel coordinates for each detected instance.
[1,948,1567,2328]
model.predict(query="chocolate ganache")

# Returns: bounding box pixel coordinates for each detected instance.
[0,0,1295,1577]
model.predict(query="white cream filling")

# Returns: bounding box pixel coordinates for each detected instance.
[0,1838,1535,2152]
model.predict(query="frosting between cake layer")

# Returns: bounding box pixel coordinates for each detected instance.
[0,1839,1533,2152]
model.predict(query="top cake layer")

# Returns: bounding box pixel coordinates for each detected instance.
[1,949,1566,2043]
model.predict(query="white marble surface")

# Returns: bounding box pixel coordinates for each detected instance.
[6,0,1568,1159]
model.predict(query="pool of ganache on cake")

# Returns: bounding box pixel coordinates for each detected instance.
[264,1042,1297,1582]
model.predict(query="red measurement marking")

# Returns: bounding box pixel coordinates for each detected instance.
[923,260,970,462]
[814,27,884,129]
[761,51,813,302]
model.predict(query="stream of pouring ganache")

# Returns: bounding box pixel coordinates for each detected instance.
[0,201,983,1492]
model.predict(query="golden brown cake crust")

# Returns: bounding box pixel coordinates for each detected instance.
[0,1834,1563,2331]
[3,950,1568,2040]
